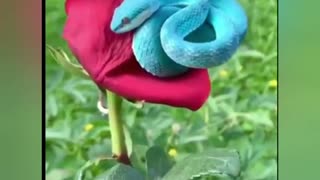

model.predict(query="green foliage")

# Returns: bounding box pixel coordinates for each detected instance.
[163,149,240,180]
[90,146,240,180]
[146,146,173,180]
[46,45,89,78]
[100,164,145,180]
[46,0,277,179]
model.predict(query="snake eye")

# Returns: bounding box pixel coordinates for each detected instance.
[121,17,131,25]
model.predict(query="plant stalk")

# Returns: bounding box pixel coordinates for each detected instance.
[106,90,131,165]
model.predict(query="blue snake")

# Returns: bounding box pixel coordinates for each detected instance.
[110,0,247,77]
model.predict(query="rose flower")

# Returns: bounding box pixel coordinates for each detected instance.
[63,0,211,111]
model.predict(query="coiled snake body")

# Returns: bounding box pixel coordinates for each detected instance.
[111,0,247,77]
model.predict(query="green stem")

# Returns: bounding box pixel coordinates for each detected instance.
[106,90,131,165]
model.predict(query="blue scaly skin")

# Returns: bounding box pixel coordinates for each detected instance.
[110,0,247,77]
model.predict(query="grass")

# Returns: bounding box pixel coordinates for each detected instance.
[46,0,277,179]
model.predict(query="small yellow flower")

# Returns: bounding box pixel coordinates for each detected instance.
[219,69,229,78]
[268,79,277,88]
[168,148,178,158]
[84,123,94,132]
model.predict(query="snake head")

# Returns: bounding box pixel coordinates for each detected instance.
[110,0,160,33]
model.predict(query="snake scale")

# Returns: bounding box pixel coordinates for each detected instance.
[110,0,247,77]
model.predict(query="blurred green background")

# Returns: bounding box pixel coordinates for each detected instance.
[0,0,41,179]
[46,0,277,179]
[279,1,320,180]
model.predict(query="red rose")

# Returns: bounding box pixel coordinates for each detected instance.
[63,0,211,111]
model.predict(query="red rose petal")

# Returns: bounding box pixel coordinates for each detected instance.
[63,0,211,110]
